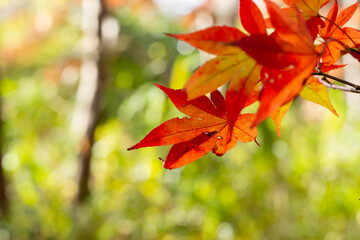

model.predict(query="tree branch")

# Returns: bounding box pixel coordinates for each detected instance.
[312,71,360,90]
[73,0,107,204]
[0,66,9,219]
[320,79,360,93]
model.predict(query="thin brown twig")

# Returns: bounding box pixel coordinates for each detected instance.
[312,71,360,90]
[320,79,360,93]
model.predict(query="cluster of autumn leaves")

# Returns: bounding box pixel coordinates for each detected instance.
[129,0,360,169]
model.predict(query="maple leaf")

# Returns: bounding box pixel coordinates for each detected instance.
[164,2,272,141]
[209,0,265,137]
[239,0,267,35]
[306,16,325,41]
[265,0,327,34]
[184,52,257,100]
[169,0,265,139]
[318,0,360,66]
[173,0,266,101]
[165,26,246,56]
[237,1,318,68]
[320,64,347,73]
[129,0,359,172]
[236,0,319,126]
[128,84,257,169]
[225,64,261,138]
[282,0,331,19]
[300,77,338,116]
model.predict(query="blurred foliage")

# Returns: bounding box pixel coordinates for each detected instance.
[1,0,360,239]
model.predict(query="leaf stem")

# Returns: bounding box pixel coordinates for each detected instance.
[312,71,360,90]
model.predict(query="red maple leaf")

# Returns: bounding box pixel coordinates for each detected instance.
[166,0,266,137]
[128,84,258,169]
[264,0,327,39]
[129,0,359,170]
[165,26,246,56]
[318,0,360,66]
[236,0,319,126]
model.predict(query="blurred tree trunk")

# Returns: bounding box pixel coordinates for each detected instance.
[73,0,106,204]
[0,0,29,219]
[0,92,8,217]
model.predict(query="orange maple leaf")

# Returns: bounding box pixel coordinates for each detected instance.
[165,26,246,56]
[128,84,258,169]
[283,0,331,19]
[318,0,360,66]
[236,0,319,126]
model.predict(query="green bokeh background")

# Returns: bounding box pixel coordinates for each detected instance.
[1,0,360,239]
